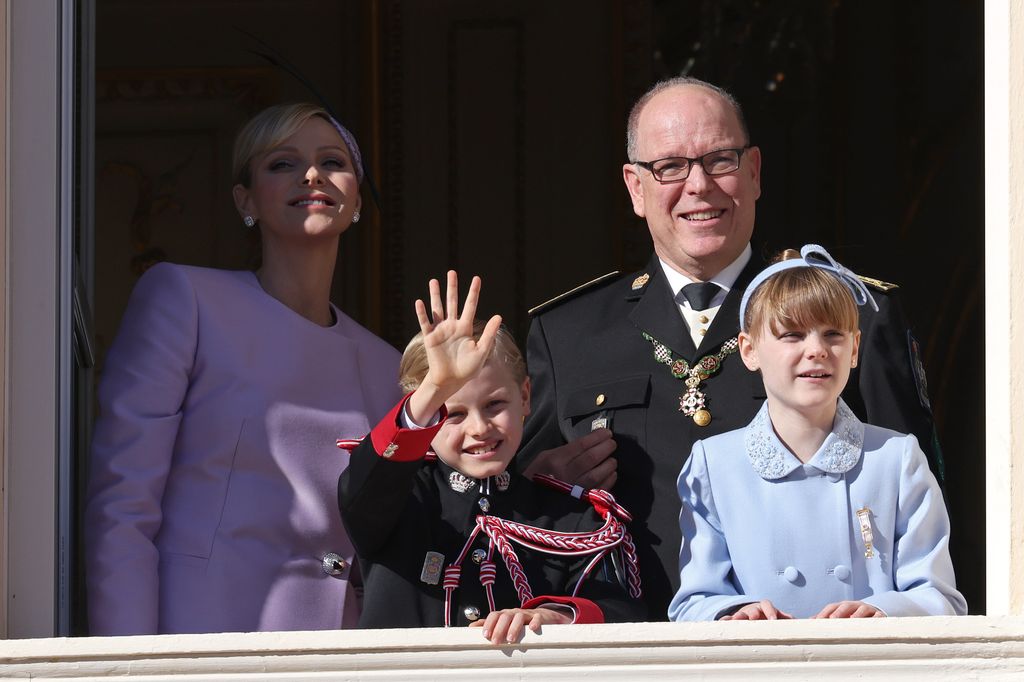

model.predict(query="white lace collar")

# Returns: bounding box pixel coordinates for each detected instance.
[743,399,864,480]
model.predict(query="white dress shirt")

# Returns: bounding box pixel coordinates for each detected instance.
[659,243,752,350]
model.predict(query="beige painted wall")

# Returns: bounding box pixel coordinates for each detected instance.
[1011,0,1024,615]
[985,0,1024,616]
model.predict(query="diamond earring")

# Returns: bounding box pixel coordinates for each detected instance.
[352,211,361,224]
[243,216,256,228]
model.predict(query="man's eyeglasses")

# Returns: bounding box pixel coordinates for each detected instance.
[633,147,750,184]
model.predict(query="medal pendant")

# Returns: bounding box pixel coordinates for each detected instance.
[678,385,706,415]
[643,332,738,429]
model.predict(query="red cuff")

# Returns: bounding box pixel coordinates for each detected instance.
[369,393,447,462]
[522,595,604,624]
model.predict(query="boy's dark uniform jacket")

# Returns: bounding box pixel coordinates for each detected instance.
[338,397,647,628]
[520,252,940,619]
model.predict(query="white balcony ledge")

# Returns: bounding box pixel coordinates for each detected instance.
[1,616,1023,679]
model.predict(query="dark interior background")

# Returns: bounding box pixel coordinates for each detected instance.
[79,0,984,631]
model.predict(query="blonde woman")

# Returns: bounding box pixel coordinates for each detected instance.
[85,103,400,635]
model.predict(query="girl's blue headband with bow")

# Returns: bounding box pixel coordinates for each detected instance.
[739,244,879,330]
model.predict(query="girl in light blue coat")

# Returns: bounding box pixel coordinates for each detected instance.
[668,245,966,621]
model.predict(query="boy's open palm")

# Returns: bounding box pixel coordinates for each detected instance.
[413,271,502,397]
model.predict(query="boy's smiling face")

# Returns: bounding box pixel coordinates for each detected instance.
[740,321,860,423]
[432,360,531,480]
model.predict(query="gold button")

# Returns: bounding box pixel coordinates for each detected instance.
[699,315,709,324]
[693,409,712,427]
[698,328,707,336]
[596,393,606,406]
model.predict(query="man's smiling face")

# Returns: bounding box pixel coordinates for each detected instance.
[623,84,761,281]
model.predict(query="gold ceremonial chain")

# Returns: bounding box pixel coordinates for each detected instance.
[642,333,739,426]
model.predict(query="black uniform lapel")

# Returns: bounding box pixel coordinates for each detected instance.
[628,258,698,360]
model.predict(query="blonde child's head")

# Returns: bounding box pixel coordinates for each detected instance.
[737,245,876,442]
[742,249,860,341]
[400,321,530,480]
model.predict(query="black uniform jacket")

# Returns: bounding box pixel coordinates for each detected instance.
[520,252,939,619]
[338,397,647,628]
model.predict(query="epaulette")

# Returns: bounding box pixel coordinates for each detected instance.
[528,271,621,316]
[857,275,899,292]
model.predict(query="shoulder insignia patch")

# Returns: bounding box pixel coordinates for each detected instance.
[528,271,621,316]
[907,331,932,414]
[858,275,899,292]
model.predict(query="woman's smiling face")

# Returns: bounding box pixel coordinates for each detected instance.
[233,116,361,241]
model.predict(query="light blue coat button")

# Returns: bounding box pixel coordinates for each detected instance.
[834,564,851,581]
[783,566,800,583]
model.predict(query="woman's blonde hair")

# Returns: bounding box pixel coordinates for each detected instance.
[398,321,526,393]
[232,103,338,187]
[743,249,859,340]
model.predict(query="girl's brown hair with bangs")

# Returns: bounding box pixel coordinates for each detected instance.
[742,250,859,340]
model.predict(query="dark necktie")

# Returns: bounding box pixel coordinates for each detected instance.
[680,282,722,311]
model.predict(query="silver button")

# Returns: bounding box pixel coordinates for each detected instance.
[464,606,481,622]
[471,549,487,564]
[834,564,851,581]
[322,552,349,576]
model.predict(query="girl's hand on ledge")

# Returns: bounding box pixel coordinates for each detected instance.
[812,601,886,618]
[720,600,793,621]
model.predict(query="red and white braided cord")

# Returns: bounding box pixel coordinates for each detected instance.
[443,524,484,627]
[482,514,623,554]
[477,517,535,604]
[441,475,643,625]
[478,513,641,599]
[532,474,642,598]
[533,474,633,521]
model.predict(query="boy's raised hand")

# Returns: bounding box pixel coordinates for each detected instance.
[407,271,502,425]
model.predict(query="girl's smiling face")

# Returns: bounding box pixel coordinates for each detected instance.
[740,320,860,423]
[432,359,531,480]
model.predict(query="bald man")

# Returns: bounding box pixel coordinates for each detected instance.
[520,77,940,618]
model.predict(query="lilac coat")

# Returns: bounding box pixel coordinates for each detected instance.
[85,263,401,635]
